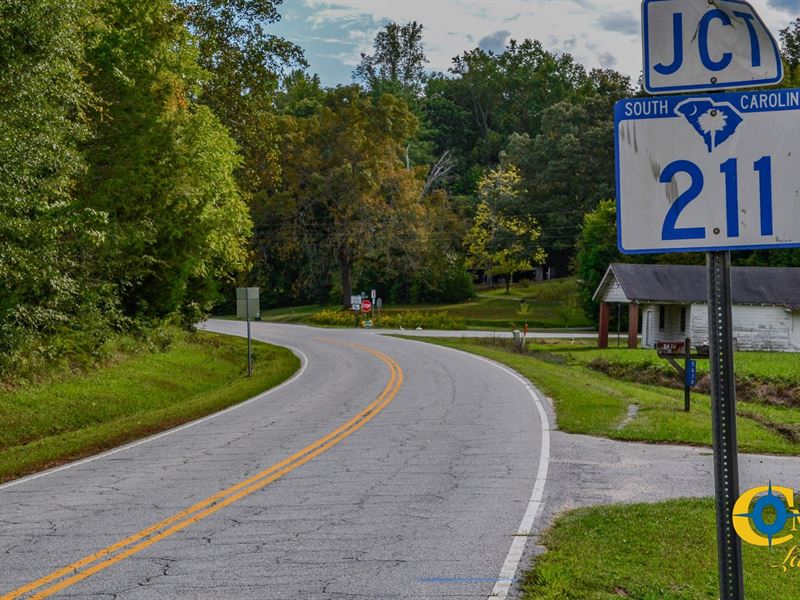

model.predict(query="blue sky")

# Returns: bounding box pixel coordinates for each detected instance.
[270,0,797,87]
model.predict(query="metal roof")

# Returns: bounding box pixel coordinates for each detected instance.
[593,263,800,306]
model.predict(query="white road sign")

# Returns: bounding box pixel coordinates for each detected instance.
[615,88,800,254]
[642,0,782,94]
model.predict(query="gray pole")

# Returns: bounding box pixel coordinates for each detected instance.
[246,290,252,377]
[706,251,744,599]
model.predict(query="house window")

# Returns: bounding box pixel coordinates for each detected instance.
[659,305,665,331]
[680,307,687,333]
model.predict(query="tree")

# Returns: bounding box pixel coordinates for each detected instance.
[0,0,106,371]
[80,0,251,323]
[505,68,632,271]
[575,200,621,322]
[354,21,428,98]
[464,166,545,292]
[420,39,596,198]
[176,0,305,194]
[781,19,800,78]
[257,85,420,308]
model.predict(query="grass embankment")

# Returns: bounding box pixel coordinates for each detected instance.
[244,277,592,330]
[520,498,798,599]
[0,331,299,482]
[417,337,800,455]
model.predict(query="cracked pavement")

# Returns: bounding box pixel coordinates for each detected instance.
[0,322,545,599]
[2,321,800,599]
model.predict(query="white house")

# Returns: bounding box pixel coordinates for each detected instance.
[592,263,800,351]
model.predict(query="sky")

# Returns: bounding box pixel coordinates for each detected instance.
[270,0,799,87]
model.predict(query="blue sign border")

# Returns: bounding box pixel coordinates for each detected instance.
[642,0,783,94]
[615,88,800,255]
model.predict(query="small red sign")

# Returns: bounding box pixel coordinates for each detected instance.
[360,299,372,312]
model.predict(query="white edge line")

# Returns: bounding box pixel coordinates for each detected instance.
[0,343,309,492]
[394,338,550,600]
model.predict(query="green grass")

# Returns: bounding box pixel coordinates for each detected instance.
[0,331,299,482]
[414,338,800,455]
[249,278,592,330]
[544,340,800,385]
[520,498,799,599]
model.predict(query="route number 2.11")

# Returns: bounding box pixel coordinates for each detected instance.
[661,156,774,240]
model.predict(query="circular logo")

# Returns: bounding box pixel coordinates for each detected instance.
[734,483,798,547]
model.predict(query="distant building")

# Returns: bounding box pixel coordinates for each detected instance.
[592,263,800,351]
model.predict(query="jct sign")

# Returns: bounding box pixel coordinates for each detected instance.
[642,0,782,94]
[615,88,800,254]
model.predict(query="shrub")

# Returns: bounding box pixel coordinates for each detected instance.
[307,310,360,327]
[307,309,463,330]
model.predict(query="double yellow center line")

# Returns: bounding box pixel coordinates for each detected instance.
[3,338,402,599]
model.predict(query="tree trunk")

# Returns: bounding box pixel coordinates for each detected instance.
[506,272,511,293]
[340,248,352,310]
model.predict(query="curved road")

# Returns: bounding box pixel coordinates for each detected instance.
[0,321,548,599]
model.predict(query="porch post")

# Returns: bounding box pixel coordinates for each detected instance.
[598,302,610,349]
[628,302,639,349]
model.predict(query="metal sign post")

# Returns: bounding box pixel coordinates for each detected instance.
[246,300,252,377]
[612,3,788,594]
[707,251,744,599]
[236,287,259,377]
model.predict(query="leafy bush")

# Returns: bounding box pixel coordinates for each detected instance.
[307,310,360,327]
[410,255,475,304]
[376,311,464,330]
[308,310,463,330]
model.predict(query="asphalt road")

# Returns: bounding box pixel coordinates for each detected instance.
[0,321,549,599]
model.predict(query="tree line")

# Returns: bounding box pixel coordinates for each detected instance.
[1,0,294,374]
[8,0,800,373]
[255,22,633,310]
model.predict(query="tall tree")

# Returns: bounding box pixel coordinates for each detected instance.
[505,68,632,271]
[781,19,800,87]
[257,85,420,308]
[464,166,545,291]
[80,0,251,323]
[354,21,428,98]
[0,0,106,370]
[176,0,305,193]
[452,40,588,153]
[575,199,621,322]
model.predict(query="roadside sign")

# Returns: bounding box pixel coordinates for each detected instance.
[615,88,800,254]
[360,299,372,312]
[686,359,697,387]
[236,287,260,320]
[642,0,782,94]
[376,298,382,309]
[371,289,376,301]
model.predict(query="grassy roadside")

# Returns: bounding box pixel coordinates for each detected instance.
[520,498,797,599]
[0,331,299,482]
[220,277,593,330]
[411,337,800,455]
